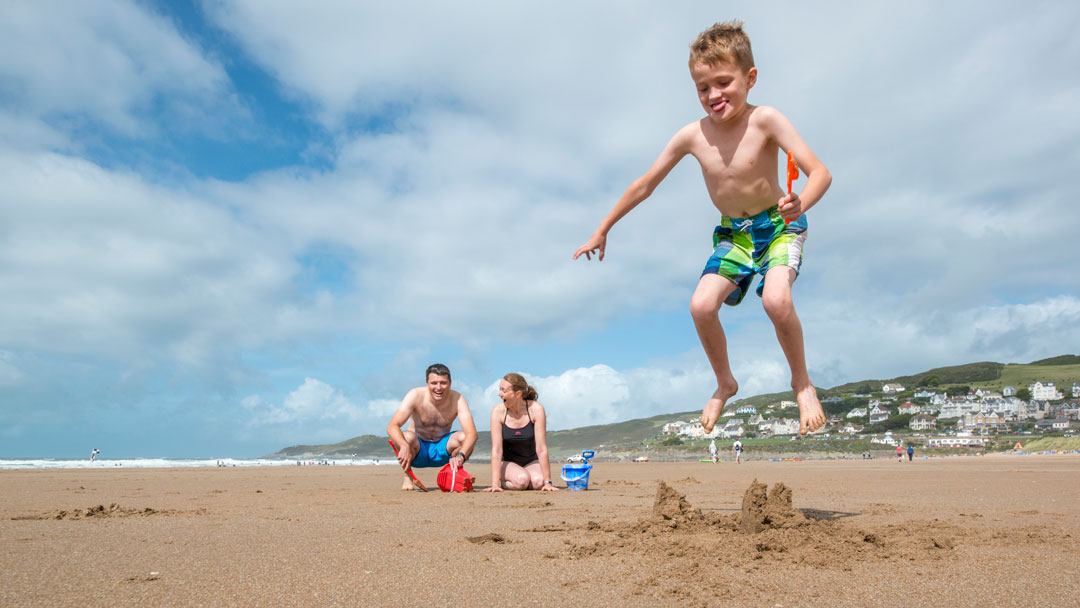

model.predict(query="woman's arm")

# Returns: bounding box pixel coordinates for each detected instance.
[532,404,557,491]
[483,406,504,492]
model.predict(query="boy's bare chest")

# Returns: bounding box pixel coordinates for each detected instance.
[691,130,774,179]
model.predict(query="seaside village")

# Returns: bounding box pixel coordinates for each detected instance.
[661,381,1080,449]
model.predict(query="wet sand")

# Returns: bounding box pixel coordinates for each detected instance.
[2,455,1079,607]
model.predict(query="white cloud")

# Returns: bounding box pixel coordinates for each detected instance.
[0,0,236,136]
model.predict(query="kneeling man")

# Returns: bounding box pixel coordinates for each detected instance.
[387,363,478,490]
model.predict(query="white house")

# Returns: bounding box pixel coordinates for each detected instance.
[747,414,765,427]
[913,389,937,400]
[869,404,892,424]
[760,418,799,436]
[846,407,868,419]
[679,422,720,439]
[662,420,690,435]
[962,412,1003,431]
[909,414,937,431]
[882,383,906,394]
[1002,386,1016,397]
[898,401,921,415]
[735,405,758,415]
[1072,383,1080,399]
[1052,417,1071,430]
[1030,382,1063,401]
[719,423,745,439]
[839,423,863,435]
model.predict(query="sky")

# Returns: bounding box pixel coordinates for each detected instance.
[2,1,1079,458]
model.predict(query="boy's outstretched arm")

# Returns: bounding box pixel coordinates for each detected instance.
[572,127,692,261]
[762,108,832,222]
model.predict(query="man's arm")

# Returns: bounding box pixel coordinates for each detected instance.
[760,107,831,220]
[386,390,417,467]
[453,393,479,460]
[572,125,693,261]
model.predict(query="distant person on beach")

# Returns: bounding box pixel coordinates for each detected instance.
[709,439,718,463]
[733,439,743,464]
[387,363,478,491]
[89,448,100,462]
[483,373,558,492]
[907,444,914,462]
[573,20,830,437]
[896,444,904,462]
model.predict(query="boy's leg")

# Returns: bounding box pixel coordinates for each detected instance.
[760,266,826,435]
[689,273,741,432]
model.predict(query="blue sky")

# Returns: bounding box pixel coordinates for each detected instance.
[2,1,1079,458]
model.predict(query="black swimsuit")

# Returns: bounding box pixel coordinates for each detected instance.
[502,403,539,467]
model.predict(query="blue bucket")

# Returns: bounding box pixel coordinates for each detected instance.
[560,463,592,491]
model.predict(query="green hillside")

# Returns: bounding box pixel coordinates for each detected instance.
[268,355,1079,458]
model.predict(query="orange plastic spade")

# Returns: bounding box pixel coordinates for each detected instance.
[785,151,799,225]
[388,439,428,492]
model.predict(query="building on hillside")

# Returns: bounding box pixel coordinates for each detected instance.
[913,389,937,400]
[679,421,719,439]
[1030,382,1063,401]
[882,383,905,394]
[759,418,799,436]
[898,401,921,415]
[1072,383,1080,399]
[735,405,758,415]
[869,404,892,424]
[846,407,867,419]
[719,421,745,439]
[778,400,796,410]
[747,414,765,427]
[1052,417,1072,430]
[927,436,986,448]
[961,412,1003,432]
[871,431,899,446]
[839,423,863,435]
[662,420,690,435]
[1003,386,1016,397]
[909,414,937,431]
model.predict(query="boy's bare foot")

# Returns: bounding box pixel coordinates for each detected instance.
[795,385,826,435]
[700,380,738,433]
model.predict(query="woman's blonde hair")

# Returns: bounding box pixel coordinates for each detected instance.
[503,372,538,402]
[689,20,755,72]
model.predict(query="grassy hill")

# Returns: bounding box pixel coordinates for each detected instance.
[268,355,1079,458]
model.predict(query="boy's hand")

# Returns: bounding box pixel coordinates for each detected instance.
[778,192,802,223]
[572,233,607,261]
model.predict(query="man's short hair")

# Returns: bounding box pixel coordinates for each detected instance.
[689,20,755,72]
[425,363,451,382]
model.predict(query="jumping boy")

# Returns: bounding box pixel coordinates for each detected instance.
[573,21,830,435]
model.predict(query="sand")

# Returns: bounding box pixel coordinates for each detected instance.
[2,455,1080,607]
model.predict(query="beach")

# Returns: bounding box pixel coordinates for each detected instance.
[2,456,1079,608]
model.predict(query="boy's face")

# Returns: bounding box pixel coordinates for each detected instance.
[691,60,757,124]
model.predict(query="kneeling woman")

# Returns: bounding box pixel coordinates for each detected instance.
[484,373,558,492]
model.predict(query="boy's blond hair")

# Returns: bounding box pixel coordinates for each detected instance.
[689,20,755,72]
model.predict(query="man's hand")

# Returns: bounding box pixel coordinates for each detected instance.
[572,232,607,261]
[778,192,802,223]
[396,443,412,470]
